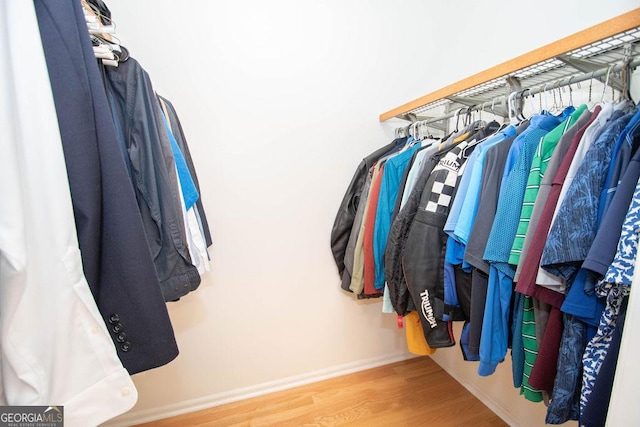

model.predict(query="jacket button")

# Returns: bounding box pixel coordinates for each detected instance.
[109,314,120,324]
[121,341,131,352]
[112,323,123,333]
[117,332,127,343]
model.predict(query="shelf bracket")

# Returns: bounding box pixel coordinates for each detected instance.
[557,54,624,91]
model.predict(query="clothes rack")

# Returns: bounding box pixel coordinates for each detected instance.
[366,8,640,427]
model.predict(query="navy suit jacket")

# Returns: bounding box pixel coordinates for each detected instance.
[34,0,179,374]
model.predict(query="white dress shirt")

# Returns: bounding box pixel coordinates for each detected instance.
[0,2,137,425]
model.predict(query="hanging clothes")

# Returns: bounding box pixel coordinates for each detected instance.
[374,143,423,290]
[332,50,640,426]
[0,1,137,424]
[403,129,485,348]
[464,122,528,356]
[0,7,215,424]
[104,57,201,302]
[331,138,406,288]
[158,99,210,276]
[519,107,600,394]
[538,108,638,424]
[385,143,446,315]
[513,106,591,401]
[34,0,181,374]
[382,140,439,313]
[158,95,214,248]
[443,124,516,360]
[363,162,387,296]
[479,110,568,376]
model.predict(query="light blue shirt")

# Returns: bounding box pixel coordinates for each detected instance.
[453,126,516,245]
[444,127,516,269]
[399,143,438,208]
[444,145,482,235]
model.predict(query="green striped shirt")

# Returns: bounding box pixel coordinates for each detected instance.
[509,105,587,265]
[520,296,542,402]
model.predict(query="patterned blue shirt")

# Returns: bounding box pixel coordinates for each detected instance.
[581,174,640,413]
[541,111,636,280]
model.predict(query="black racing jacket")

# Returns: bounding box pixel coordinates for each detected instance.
[403,141,474,347]
[384,147,448,315]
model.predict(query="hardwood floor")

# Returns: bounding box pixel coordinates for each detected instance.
[134,357,507,427]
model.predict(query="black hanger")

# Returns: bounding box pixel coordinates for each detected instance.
[85,0,112,24]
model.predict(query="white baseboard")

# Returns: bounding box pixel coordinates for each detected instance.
[429,352,519,427]
[103,351,415,427]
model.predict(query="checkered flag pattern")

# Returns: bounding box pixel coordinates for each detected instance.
[425,145,464,215]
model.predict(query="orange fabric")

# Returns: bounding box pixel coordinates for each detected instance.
[363,164,385,296]
[405,311,436,355]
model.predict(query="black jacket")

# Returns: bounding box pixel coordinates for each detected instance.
[402,142,471,347]
[105,58,201,302]
[331,138,406,290]
[384,147,447,315]
[402,127,489,347]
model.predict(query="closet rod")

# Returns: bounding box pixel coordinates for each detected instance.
[380,8,640,122]
[513,57,638,100]
[407,56,640,127]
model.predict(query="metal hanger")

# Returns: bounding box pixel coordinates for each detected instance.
[601,64,615,103]
[507,91,519,124]
[567,76,575,106]
[453,108,464,133]
[518,88,531,121]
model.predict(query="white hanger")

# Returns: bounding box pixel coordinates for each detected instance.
[82,0,121,67]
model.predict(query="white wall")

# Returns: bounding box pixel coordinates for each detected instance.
[103,1,639,426]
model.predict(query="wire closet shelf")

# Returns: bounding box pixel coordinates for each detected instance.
[380,10,640,125]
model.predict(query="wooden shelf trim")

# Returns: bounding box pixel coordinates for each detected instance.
[380,8,640,122]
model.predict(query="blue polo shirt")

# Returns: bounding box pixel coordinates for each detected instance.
[477,112,563,377]
[484,111,567,276]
